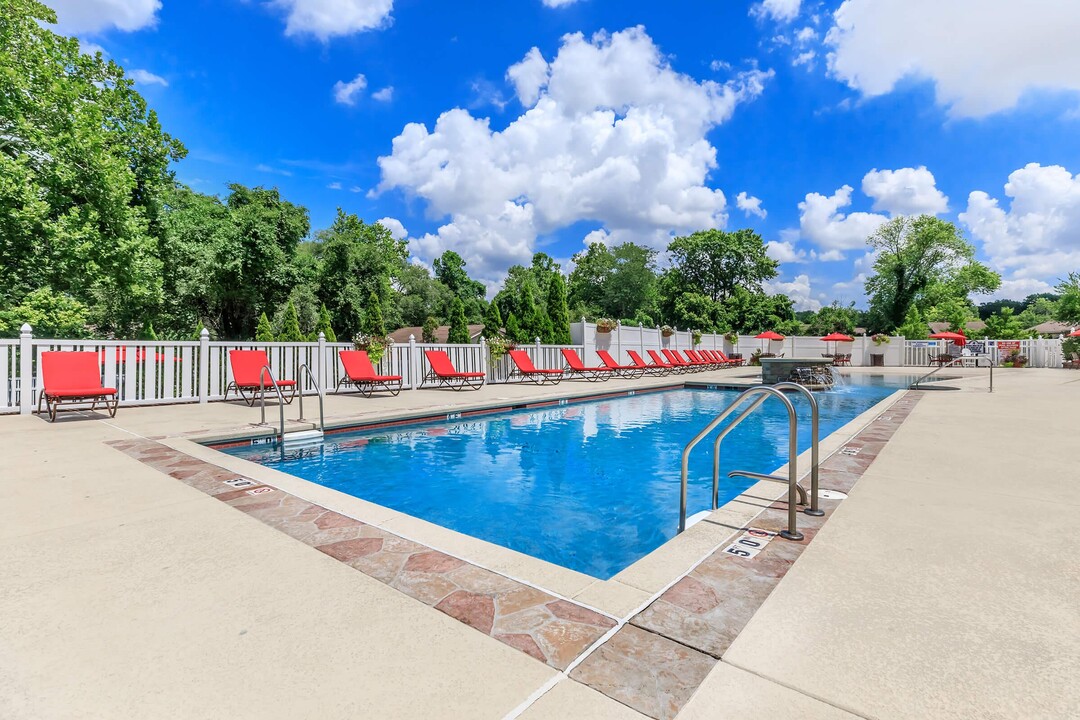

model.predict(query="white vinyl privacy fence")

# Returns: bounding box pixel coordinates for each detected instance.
[1,322,1067,415]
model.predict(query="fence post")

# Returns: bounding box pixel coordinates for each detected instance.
[615,321,622,360]
[480,338,490,385]
[408,334,419,390]
[198,327,210,404]
[18,323,32,415]
[316,332,327,391]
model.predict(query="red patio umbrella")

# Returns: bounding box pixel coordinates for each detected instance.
[1070,328,1080,337]
[755,330,785,353]
[820,332,854,355]
[928,331,966,345]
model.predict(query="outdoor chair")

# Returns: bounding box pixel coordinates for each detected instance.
[225,350,296,406]
[626,350,669,376]
[421,350,485,391]
[648,350,683,373]
[507,350,564,385]
[681,350,713,367]
[561,349,614,381]
[662,349,698,371]
[37,351,119,422]
[337,350,403,397]
[832,354,851,366]
[596,350,646,378]
[715,350,745,367]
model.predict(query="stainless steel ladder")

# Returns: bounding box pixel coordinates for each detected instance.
[911,355,994,392]
[679,384,822,541]
[258,363,325,446]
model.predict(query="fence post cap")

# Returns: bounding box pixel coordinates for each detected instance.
[409,333,416,342]
[19,323,32,335]
[318,331,325,341]
[199,327,210,339]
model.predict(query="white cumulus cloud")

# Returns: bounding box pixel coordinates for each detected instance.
[765,274,820,311]
[128,68,167,86]
[799,185,887,255]
[751,0,802,23]
[766,240,807,263]
[333,73,367,105]
[960,163,1080,289]
[375,27,772,286]
[377,217,408,240]
[272,0,394,40]
[862,166,948,215]
[736,191,767,219]
[372,86,394,102]
[826,0,1080,118]
[49,0,161,34]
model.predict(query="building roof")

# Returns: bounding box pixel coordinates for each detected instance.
[387,324,486,344]
[928,321,986,334]
[1028,321,1073,336]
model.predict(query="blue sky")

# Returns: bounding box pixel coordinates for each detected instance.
[53,0,1080,309]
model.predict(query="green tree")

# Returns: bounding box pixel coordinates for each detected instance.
[865,215,1000,332]
[981,307,1029,340]
[363,291,386,338]
[805,302,858,336]
[422,315,439,343]
[315,303,337,342]
[315,211,406,340]
[0,287,89,338]
[255,312,275,342]
[664,229,778,304]
[142,322,158,341]
[546,273,572,344]
[276,300,304,342]
[0,1,186,334]
[1054,273,1080,325]
[447,297,470,344]
[504,312,523,343]
[393,263,453,327]
[518,281,553,342]
[895,306,927,340]
[433,250,485,302]
[482,301,503,340]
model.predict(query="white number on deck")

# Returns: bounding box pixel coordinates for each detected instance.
[446,412,462,420]
[721,527,776,560]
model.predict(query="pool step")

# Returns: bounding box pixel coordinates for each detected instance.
[282,429,324,448]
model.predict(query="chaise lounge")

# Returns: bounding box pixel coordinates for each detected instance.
[337,350,403,397]
[37,351,119,422]
[596,350,646,378]
[225,349,297,406]
[507,350,564,385]
[421,350,486,391]
[561,349,614,381]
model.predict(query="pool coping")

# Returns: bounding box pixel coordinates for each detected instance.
[161,382,909,619]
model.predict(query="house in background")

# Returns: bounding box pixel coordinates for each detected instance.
[1027,321,1074,337]
[928,321,987,335]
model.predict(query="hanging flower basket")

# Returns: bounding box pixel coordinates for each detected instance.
[691,330,703,345]
[871,333,891,346]
[596,318,617,333]
[660,325,675,338]
[724,331,738,343]
[354,334,392,364]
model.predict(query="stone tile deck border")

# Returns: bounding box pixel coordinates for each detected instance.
[110,383,921,720]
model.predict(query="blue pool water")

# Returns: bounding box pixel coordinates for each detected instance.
[224,376,906,579]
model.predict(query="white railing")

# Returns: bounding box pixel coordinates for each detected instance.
[903,338,1064,368]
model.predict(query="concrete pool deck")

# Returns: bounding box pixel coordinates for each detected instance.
[1,367,1077,718]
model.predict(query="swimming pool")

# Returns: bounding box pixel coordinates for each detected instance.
[223,378,904,579]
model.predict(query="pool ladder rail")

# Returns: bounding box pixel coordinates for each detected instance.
[679,382,822,541]
[258,364,325,448]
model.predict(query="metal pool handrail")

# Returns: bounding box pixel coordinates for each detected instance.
[679,385,804,540]
[258,365,287,440]
[772,382,823,516]
[911,355,994,392]
[296,363,324,432]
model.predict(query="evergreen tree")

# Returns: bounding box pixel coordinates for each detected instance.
[546,273,572,344]
[255,312,275,342]
[276,301,304,342]
[315,303,337,342]
[505,312,523,343]
[422,315,438,343]
[142,322,158,341]
[895,306,927,340]
[520,282,553,342]
[363,291,386,337]
[482,301,503,339]
[447,297,471,344]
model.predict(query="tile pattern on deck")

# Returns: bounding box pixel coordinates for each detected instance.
[108,439,615,671]
[570,392,923,719]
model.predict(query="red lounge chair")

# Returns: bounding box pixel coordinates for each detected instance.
[627,350,669,375]
[648,349,682,373]
[714,349,745,367]
[596,350,646,378]
[703,350,729,365]
[337,350,403,397]
[421,350,485,391]
[508,350,564,385]
[662,349,696,371]
[37,351,119,421]
[225,350,297,406]
[683,350,714,368]
[561,348,614,381]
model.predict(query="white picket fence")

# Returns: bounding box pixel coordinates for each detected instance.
[2,322,1068,416]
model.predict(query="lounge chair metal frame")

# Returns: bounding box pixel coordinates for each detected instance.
[420,350,485,391]
[626,350,669,376]
[37,351,119,422]
[595,350,646,378]
[225,350,297,407]
[506,350,564,385]
[560,349,613,382]
[336,350,403,397]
